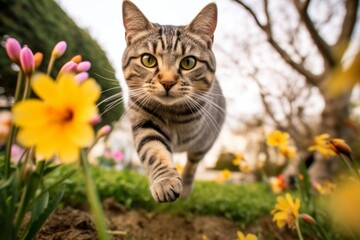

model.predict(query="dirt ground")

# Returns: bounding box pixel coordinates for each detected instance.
[35,198,302,240]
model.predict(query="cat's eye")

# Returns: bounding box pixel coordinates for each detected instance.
[180,56,196,70]
[141,54,157,68]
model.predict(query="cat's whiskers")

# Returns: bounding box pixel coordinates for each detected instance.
[193,92,226,116]
[184,95,221,135]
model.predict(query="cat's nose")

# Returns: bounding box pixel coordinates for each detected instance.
[160,79,176,92]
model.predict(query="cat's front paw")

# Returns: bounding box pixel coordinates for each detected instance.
[150,176,183,202]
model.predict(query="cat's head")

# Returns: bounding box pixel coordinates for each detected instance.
[122,1,217,106]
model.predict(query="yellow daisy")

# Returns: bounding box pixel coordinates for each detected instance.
[271,193,300,229]
[308,133,336,158]
[279,145,297,160]
[267,130,289,147]
[237,230,258,240]
[13,73,100,163]
[232,153,244,166]
[220,169,232,180]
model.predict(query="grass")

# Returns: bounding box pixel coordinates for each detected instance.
[51,165,276,224]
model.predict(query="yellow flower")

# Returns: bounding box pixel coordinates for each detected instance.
[314,180,336,195]
[269,175,287,194]
[237,230,258,240]
[239,162,251,173]
[267,130,289,147]
[220,169,232,181]
[279,145,297,160]
[330,180,360,234]
[176,163,183,174]
[308,133,336,158]
[232,153,244,166]
[271,193,300,230]
[13,73,100,163]
[325,50,360,98]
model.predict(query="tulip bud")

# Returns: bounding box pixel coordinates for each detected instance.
[96,125,111,138]
[71,55,82,64]
[77,61,91,72]
[90,115,101,126]
[328,138,352,159]
[59,61,77,73]
[20,46,34,77]
[75,72,89,84]
[300,214,316,225]
[34,52,43,69]
[5,38,21,64]
[51,41,67,59]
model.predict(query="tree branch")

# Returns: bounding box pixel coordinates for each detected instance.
[293,0,336,69]
[334,0,359,59]
[232,0,321,86]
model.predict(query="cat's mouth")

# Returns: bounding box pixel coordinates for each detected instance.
[154,94,183,105]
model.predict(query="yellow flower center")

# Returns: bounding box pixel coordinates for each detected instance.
[46,106,74,125]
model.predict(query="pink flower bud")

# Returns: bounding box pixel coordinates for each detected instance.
[20,46,34,77]
[96,125,112,138]
[75,72,89,84]
[51,41,67,59]
[77,61,91,72]
[59,61,77,73]
[5,38,21,64]
[90,115,101,125]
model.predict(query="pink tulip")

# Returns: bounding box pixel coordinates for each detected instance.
[5,38,21,64]
[77,61,91,72]
[75,72,89,84]
[59,61,77,73]
[20,46,34,77]
[51,41,67,59]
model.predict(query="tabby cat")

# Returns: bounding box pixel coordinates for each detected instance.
[122,0,225,202]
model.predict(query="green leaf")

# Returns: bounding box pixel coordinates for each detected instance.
[42,164,60,176]
[22,187,64,240]
[0,173,15,191]
[31,192,49,224]
[297,160,313,212]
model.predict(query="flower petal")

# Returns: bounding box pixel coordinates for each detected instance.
[79,78,101,103]
[66,122,94,146]
[31,73,58,102]
[13,100,49,127]
[17,128,41,146]
[58,144,79,163]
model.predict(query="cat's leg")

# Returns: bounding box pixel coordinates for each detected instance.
[132,120,182,202]
[181,152,203,198]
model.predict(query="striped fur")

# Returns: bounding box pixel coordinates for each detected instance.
[122,1,225,202]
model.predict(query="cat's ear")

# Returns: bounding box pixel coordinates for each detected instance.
[122,1,153,45]
[186,3,217,42]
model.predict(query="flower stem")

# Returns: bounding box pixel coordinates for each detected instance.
[80,149,110,240]
[296,217,304,240]
[4,71,23,178]
[47,56,55,75]
[22,76,31,100]
[339,154,360,180]
[14,71,23,103]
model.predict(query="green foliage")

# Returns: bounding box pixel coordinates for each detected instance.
[0,0,123,126]
[0,156,75,240]
[57,165,276,224]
